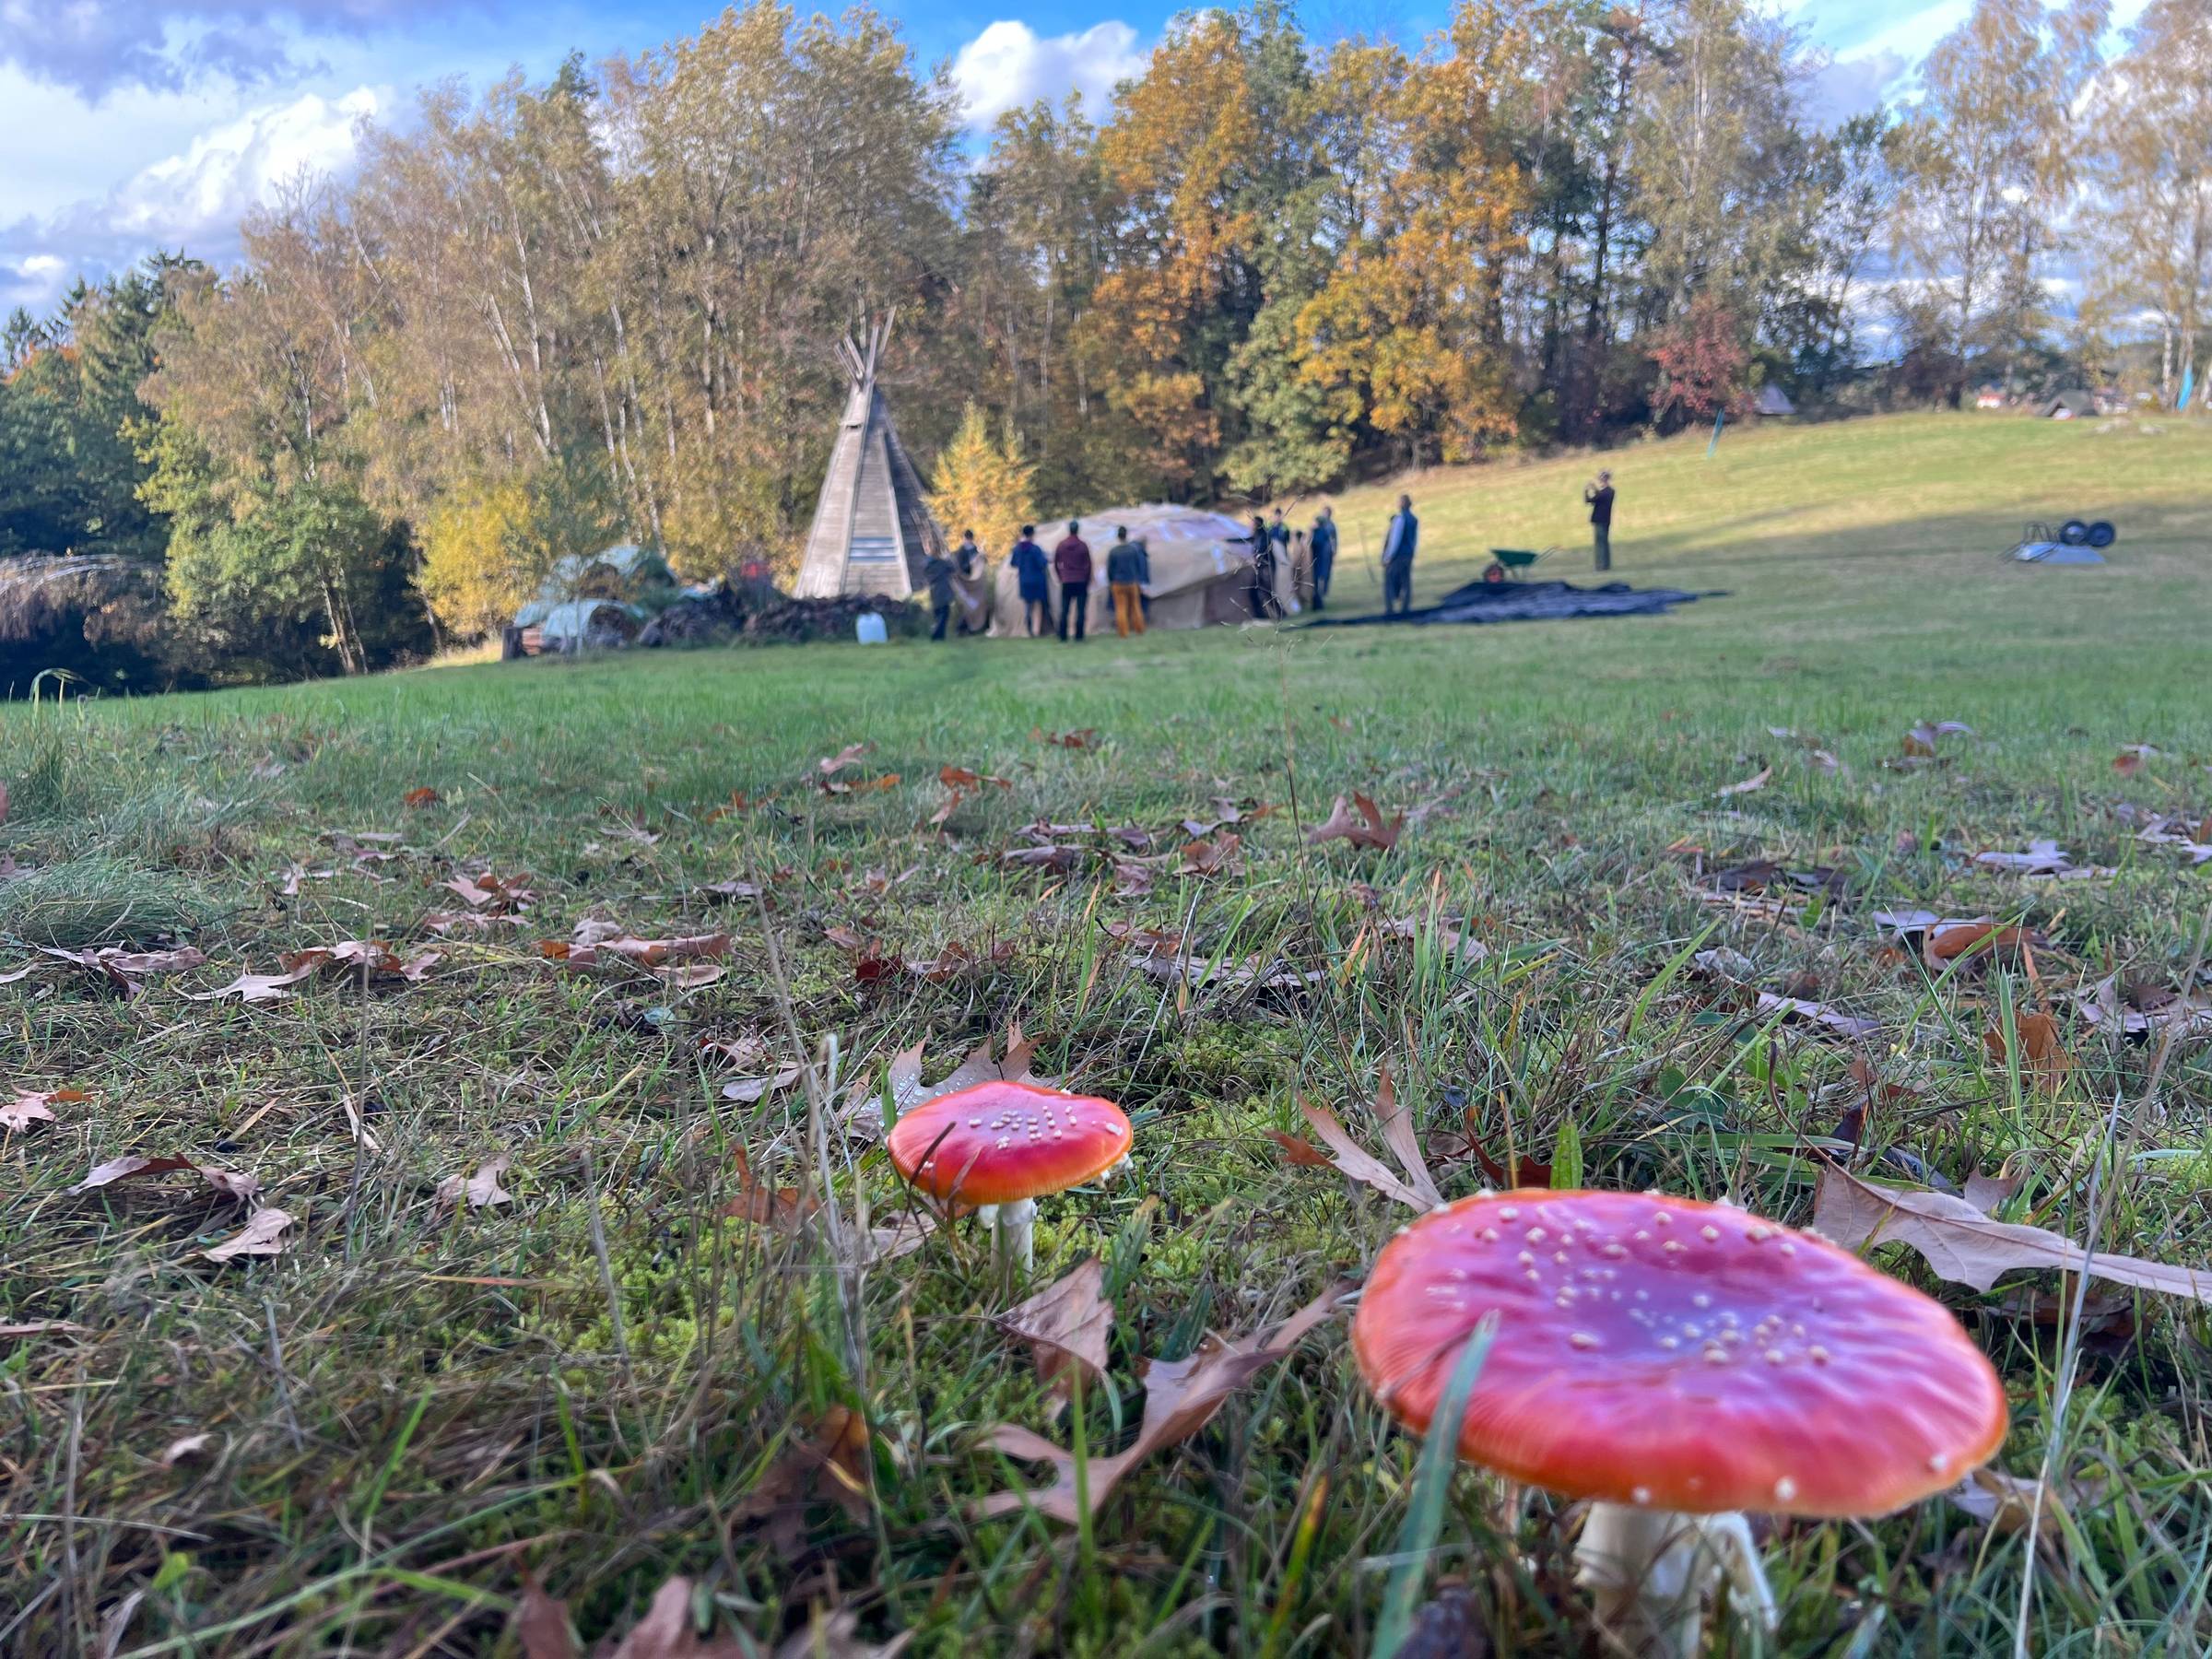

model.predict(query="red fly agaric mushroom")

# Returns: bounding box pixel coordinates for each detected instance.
[886,1079,1133,1273]
[1353,1189,2006,1657]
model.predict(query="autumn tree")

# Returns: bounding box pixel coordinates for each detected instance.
[925,404,1036,554]
[2086,0,2212,404]
[1891,0,2111,403]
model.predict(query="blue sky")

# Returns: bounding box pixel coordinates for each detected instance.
[0,0,2114,315]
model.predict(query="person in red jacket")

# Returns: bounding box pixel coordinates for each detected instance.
[1053,520,1093,641]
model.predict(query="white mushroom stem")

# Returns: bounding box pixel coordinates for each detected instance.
[1574,1503,1777,1658]
[974,1197,1039,1275]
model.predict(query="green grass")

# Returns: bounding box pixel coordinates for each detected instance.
[5,410,2212,1656]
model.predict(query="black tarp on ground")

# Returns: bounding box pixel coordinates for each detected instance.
[1305,577,1715,629]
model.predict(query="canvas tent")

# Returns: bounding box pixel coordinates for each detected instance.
[990,506,1282,633]
[2041,390,2095,419]
[1751,383,1794,416]
[792,312,962,614]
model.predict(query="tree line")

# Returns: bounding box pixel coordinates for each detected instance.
[1,0,2205,688]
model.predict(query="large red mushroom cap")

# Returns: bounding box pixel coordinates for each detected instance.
[887,1079,1133,1207]
[1353,1189,2006,1517]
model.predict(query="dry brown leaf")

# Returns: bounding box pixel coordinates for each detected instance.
[1717,764,1771,798]
[1902,719,1975,757]
[443,870,534,912]
[1307,792,1404,852]
[603,1577,753,1658]
[437,1156,513,1209]
[1265,1129,1331,1167]
[939,765,1010,789]
[1032,726,1099,749]
[203,1206,294,1263]
[1371,1064,1445,1209]
[1984,1013,2072,1090]
[2112,745,2159,777]
[1812,1163,2212,1300]
[818,742,870,776]
[1296,1096,1437,1212]
[722,1065,804,1103]
[2076,973,2212,1037]
[69,1154,212,1194]
[3,1086,84,1131]
[1945,1465,2076,1534]
[729,1147,818,1231]
[1177,832,1241,877]
[1754,990,1878,1040]
[32,944,209,998]
[404,786,441,808]
[512,1577,579,1659]
[996,1256,1113,1409]
[185,962,323,1004]
[839,1025,1049,1138]
[542,930,730,970]
[981,1287,1340,1523]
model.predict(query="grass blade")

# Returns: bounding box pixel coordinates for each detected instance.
[1372,1312,1498,1659]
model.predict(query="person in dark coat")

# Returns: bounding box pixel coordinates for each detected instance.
[1246,514,1281,619]
[923,545,957,641]
[1583,470,1616,571]
[1053,520,1092,641]
[1381,494,1417,615]
[1009,524,1050,637]
[1308,505,1337,609]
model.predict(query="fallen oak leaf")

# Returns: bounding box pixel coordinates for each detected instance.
[818,742,871,775]
[442,871,534,913]
[840,1025,1051,1137]
[403,786,442,807]
[980,1287,1341,1524]
[1265,1129,1332,1167]
[3,1086,85,1131]
[202,1206,294,1263]
[1984,1013,2072,1091]
[1032,726,1099,749]
[1307,792,1404,852]
[939,765,1011,789]
[995,1255,1113,1409]
[722,1065,804,1103]
[2113,745,2160,777]
[33,944,209,998]
[603,1576,753,1659]
[184,962,324,1005]
[1754,990,1878,1040]
[729,1147,818,1230]
[1295,1095,1437,1213]
[1812,1162,2212,1300]
[512,1577,578,1659]
[436,1155,513,1209]
[1177,832,1241,877]
[1717,764,1771,798]
[1902,719,1975,758]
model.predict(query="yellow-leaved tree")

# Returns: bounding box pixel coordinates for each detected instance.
[417,478,541,641]
[925,403,1037,555]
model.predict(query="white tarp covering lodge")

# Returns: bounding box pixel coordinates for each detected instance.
[990,504,1291,632]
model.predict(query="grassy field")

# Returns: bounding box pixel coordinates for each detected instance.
[6,409,2212,1657]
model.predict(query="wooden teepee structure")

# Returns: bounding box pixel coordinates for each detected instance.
[792,311,947,599]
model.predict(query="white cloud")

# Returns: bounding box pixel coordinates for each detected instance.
[0,85,380,311]
[108,86,379,238]
[951,19,1147,128]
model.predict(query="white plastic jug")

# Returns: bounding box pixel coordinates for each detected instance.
[855,612,888,645]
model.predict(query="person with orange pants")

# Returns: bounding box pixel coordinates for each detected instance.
[1105,526,1147,637]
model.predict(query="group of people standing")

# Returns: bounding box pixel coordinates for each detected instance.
[918,469,1621,641]
[1001,522,1152,641]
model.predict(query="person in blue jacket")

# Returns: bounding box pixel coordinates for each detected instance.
[1008,524,1050,637]
[1381,494,1418,615]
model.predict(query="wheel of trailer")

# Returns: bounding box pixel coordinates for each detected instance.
[1483,561,1507,583]
[2088,520,2116,548]
[2060,519,2090,546]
